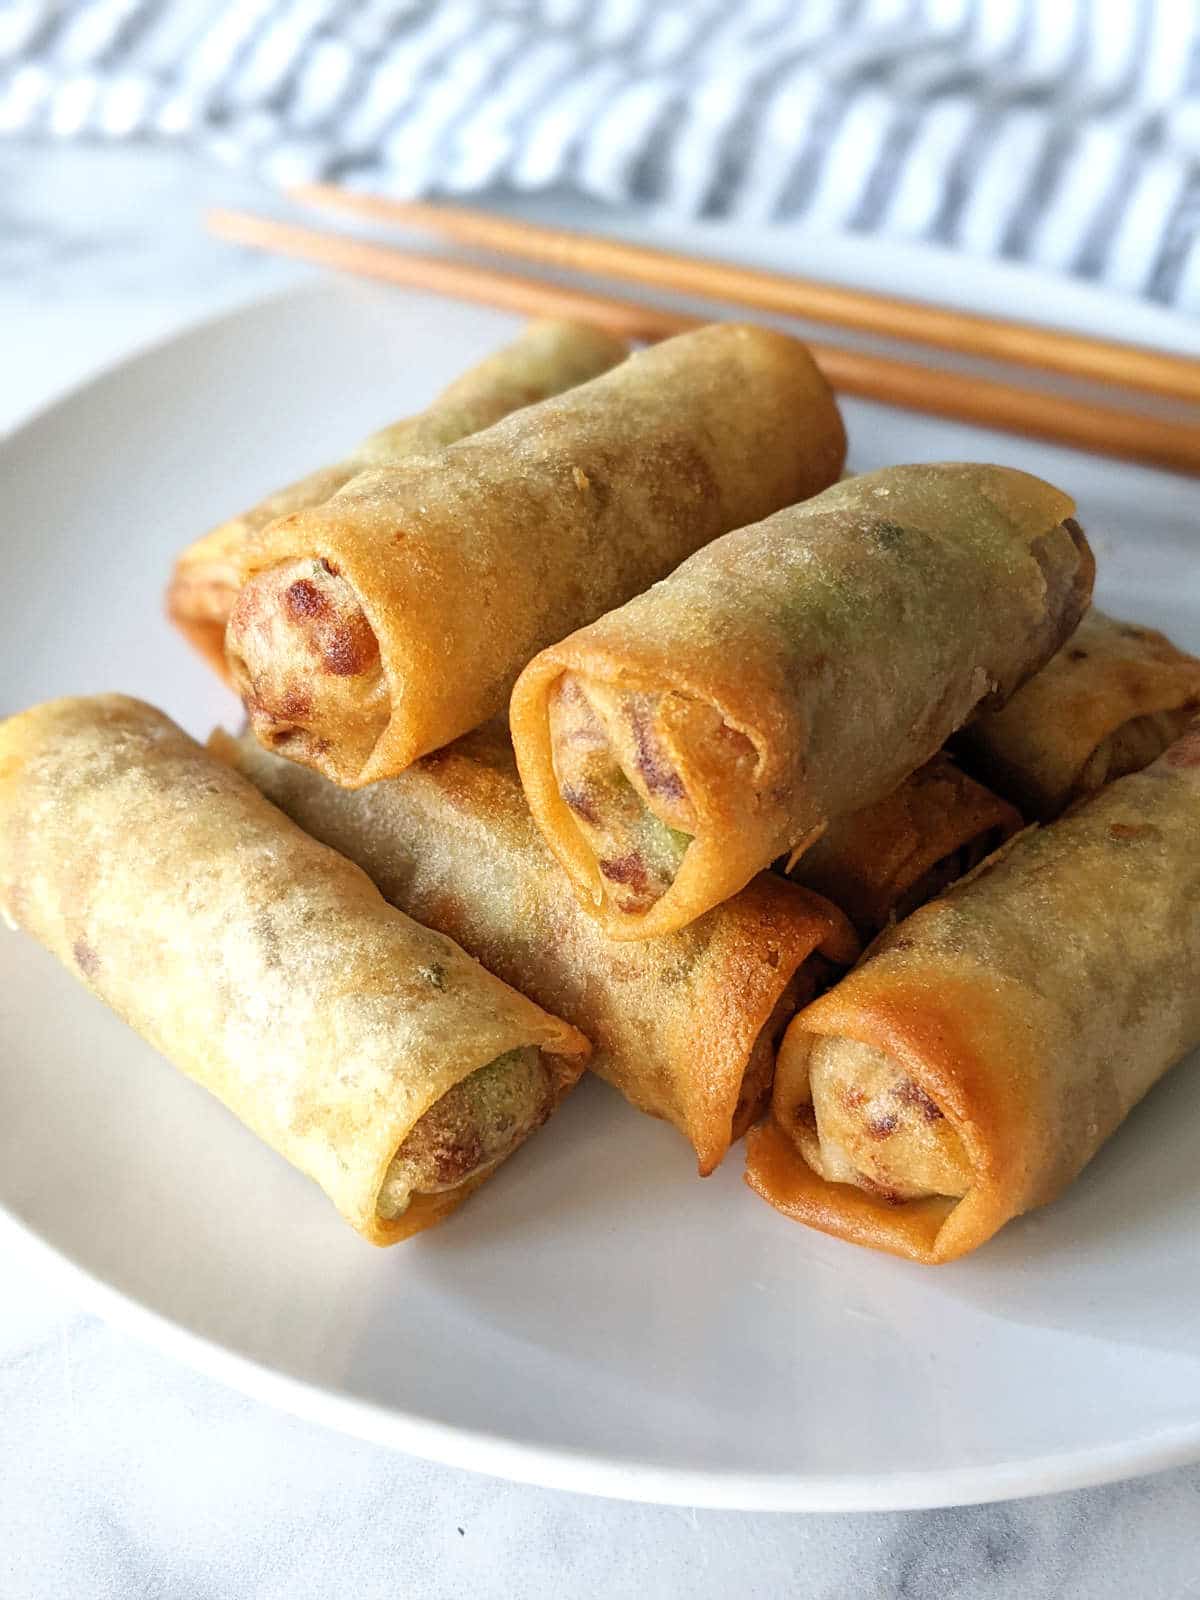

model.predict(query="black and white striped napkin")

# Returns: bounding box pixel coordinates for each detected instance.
[3,1,1199,309]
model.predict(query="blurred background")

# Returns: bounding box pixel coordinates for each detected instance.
[2,0,1198,309]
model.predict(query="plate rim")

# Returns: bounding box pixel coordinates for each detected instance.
[7,1202,1200,1513]
[5,268,1200,1512]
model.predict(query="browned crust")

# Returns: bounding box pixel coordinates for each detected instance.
[0,696,590,1246]
[745,1118,958,1260]
[165,322,629,685]
[784,755,1024,935]
[675,879,860,1174]
[216,721,859,1175]
[745,729,1200,1261]
[957,609,1200,819]
[512,464,1087,940]
[749,966,1044,1263]
[167,465,357,685]
[365,1166,492,1245]
[240,325,845,785]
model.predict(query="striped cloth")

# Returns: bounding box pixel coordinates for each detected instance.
[4,1,1200,309]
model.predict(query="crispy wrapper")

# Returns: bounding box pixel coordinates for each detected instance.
[227,324,845,785]
[0,697,587,1243]
[216,722,859,1173]
[782,754,1023,937]
[167,321,628,679]
[956,608,1200,819]
[745,725,1200,1262]
[511,463,1093,940]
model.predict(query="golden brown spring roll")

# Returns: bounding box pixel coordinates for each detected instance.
[167,320,628,679]
[955,608,1200,819]
[227,323,846,786]
[215,721,858,1173]
[745,724,1200,1263]
[511,463,1093,941]
[781,754,1023,937]
[0,696,587,1243]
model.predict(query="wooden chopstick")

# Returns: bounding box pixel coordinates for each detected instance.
[292,185,1200,407]
[207,208,1200,477]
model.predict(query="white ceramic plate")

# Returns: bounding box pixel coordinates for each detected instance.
[2,266,1199,1513]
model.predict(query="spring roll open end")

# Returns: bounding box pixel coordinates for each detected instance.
[167,465,357,685]
[749,725,1200,1261]
[219,719,859,1176]
[547,672,701,918]
[0,696,589,1246]
[1081,706,1200,792]
[746,980,1005,1263]
[745,1117,962,1260]
[514,466,1093,941]
[376,1046,555,1221]
[524,663,768,939]
[226,556,390,783]
[781,1034,972,1203]
[167,323,630,683]
[957,610,1200,819]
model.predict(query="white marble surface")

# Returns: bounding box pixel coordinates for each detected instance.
[2,142,1199,1599]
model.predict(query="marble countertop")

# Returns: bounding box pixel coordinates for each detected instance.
[2,142,1198,1600]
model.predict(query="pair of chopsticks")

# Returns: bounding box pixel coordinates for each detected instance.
[208,189,1200,476]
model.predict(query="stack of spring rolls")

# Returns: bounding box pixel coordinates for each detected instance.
[3,318,1198,1260]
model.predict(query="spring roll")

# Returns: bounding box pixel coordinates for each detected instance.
[745,725,1200,1262]
[215,721,858,1173]
[511,463,1094,940]
[955,608,1200,819]
[0,696,587,1243]
[167,320,628,679]
[781,754,1023,937]
[227,323,846,786]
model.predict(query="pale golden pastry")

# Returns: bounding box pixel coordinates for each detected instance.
[782,754,1022,937]
[0,696,587,1243]
[217,721,859,1174]
[512,463,1093,940]
[227,323,846,785]
[746,725,1200,1262]
[167,320,628,679]
[956,607,1200,819]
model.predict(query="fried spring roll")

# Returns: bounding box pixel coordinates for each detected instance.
[745,726,1200,1262]
[215,722,858,1173]
[781,754,1023,937]
[511,463,1094,940]
[227,324,846,786]
[955,608,1200,819]
[0,697,587,1243]
[167,321,628,679]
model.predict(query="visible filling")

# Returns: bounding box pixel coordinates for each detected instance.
[376,1048,554,1220]
[171,465,358,634]
[547,673,754,916]
[226,558,388,777]
[794,1037,970,1204]
[1076,706,1200,800]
